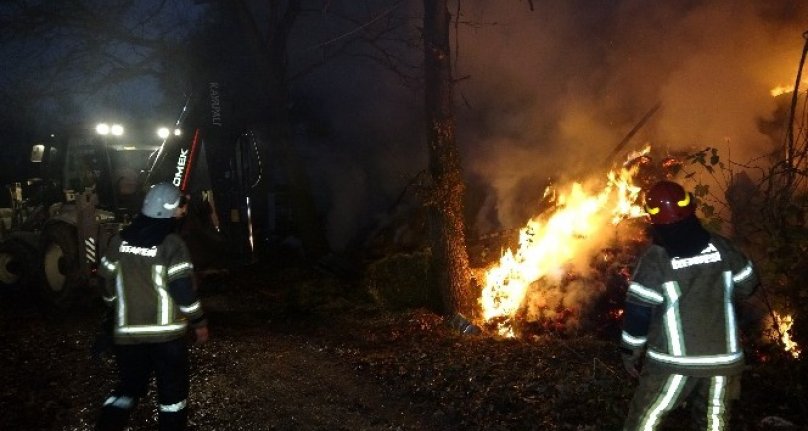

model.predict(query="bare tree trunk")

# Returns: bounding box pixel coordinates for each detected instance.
[423,0,474,316]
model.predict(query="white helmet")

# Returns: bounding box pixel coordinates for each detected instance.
[142,183,181,219]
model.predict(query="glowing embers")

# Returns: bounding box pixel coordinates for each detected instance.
[773,312,801,359]
[480,162,647,337]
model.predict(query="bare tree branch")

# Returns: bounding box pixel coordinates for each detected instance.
[0,0,198,116]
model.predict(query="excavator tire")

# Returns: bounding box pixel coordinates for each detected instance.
[40,223,83,307]
[0,239,41,292]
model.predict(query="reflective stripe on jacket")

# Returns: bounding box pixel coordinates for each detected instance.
[99,233,200,344]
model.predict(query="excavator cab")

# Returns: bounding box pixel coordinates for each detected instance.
[60,129,159,216]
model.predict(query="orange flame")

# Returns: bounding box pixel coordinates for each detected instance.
[480,155,647,336]
[773,312,801,359]
[770,79,808,97]
[770,85,794,97]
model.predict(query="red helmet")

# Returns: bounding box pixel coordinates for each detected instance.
[644,181,695,225]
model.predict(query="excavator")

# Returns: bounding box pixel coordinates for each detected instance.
[0,81,261,307]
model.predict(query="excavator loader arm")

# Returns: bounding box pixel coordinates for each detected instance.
[145,82,260,269]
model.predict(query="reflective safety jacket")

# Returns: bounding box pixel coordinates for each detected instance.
[621,234,758,377]
[99,233,205,345]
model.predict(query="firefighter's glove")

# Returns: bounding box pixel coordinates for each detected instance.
[621,348,642,379]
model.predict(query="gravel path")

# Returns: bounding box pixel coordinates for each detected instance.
[0,268,441,431]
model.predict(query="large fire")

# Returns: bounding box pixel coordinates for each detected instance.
[480,157,647,336]
[477,149,802,350]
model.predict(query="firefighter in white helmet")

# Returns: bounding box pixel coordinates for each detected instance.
[95,182,208,431]
[621,180,759,430]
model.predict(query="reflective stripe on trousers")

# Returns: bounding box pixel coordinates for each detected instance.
[624,373,736,431]
[97,339,190,431]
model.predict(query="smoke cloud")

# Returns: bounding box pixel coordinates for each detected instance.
[455,0,808,231]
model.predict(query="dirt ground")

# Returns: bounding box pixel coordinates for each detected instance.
[1,260,805,431]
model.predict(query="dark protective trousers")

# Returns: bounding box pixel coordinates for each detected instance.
[624,371,740,431]
[96,338,190,431]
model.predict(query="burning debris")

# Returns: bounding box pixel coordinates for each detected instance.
[772,312,802,359]
[473,149,802,377]
[480,152,650,337]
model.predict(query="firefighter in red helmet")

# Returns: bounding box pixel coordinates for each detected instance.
[620,180,759,430]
